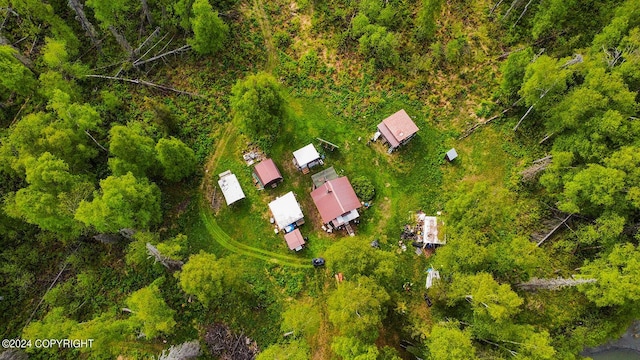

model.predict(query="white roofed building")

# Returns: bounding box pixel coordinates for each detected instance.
[293,144,322,173]
[418,213,445,245]
[268,191,305,230]
[218,170,245,205]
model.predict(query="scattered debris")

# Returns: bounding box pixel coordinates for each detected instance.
[204,324,258,360]
[242,150,263,166]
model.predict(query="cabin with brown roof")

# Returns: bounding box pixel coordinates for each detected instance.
[253,158,283,189]
[376,109,419,152]
[311,176,361,234]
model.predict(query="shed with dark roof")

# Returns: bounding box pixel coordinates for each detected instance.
[311,166,339,189]
[253,159,283,189]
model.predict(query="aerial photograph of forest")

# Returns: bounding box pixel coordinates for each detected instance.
[1,0,640,359]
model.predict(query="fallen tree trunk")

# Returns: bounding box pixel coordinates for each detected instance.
[537,214,572,247]
[85,74,203,97]
[520,155,552,181]
[146,242,184,271]
[517,277,597,291]
[133,44,191,67]
[458,99,522,140]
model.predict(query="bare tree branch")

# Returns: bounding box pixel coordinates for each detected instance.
[490,0,505,16]
[513,0,535,27]
[134,27,160,55]
[458,99,523,139]
[134,32,169,64]
[146,243,184,271]
[503,0,521,19]
[85,130,108,152]
[0,35,33,68]
[537,214,572,247]
[539,132,554,144]
[561,53,583,68]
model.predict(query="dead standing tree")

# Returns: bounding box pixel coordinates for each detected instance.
[67,0,100,49]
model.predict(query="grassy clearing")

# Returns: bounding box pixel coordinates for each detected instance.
[173,0,554,356]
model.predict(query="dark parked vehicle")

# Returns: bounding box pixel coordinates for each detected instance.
[423,294,433,307]
[312,258,325,267]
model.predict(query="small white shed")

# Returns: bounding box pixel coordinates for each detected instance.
[293,144,321,173]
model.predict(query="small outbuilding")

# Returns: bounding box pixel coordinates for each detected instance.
[311,166,339,189]
[377,109,419,152]
[253,158,283,189]
[218,170,245,205]
[445,148,458,162]
[268,191,305,231]
[311,177,361,229]
[284,228,306,251]
[293,144,322,174]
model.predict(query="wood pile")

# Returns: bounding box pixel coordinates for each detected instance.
[204,323,258,360]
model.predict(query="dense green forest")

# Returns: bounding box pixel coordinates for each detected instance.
[1,0,639,359]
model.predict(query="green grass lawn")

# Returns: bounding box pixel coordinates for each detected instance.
[187,92,449,259]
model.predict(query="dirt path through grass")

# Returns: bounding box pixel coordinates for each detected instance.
[199,203,313,268]
[199,124,313,268]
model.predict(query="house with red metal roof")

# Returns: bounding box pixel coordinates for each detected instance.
[375,109,419,152]
[253,158,283,189]
[310,176,361,235]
